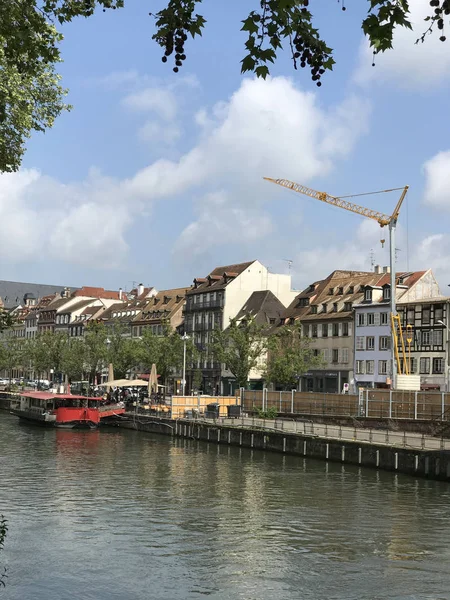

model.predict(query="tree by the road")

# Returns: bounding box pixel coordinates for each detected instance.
[211,317,267,389]
[264,322,323,390]
[1,1,448,172]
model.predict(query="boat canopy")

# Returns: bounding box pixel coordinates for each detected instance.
[20,391,99,401]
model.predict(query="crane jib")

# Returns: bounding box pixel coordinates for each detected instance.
[266,177,393,226]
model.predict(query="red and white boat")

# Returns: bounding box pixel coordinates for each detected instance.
[10,391,125,429]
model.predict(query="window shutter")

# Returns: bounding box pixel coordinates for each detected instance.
[374,313,380,326]
[317,326,322,338]
[339,323,343,336]
[343,348,349,363]
[337,349,342,363]
[361,361,365,374]
[323,349,328,361]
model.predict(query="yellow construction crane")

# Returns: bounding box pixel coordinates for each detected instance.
[264,177,409,388]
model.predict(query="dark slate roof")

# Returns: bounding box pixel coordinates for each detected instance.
[187,261,256,295]
[235,290,286,326]
[0,280,77,310]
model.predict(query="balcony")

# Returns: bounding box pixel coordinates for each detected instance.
[184,298,224,312]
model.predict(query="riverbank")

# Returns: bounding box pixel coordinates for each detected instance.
[117,414,450,482]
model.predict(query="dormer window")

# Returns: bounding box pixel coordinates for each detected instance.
[338,287,344,295]
[383,286,391,301]
[348,286,354,294]
[322,303,327,313]
[332,303,338,312]
[365,288,373,302]
[329,288,334,295]
[344,302,352,312]
[298,297,309,307]
[311,305,318,314]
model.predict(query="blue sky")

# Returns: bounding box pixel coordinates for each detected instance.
[2,0,450,295]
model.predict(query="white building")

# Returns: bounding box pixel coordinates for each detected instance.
[353,268,446,390]
[184,260,297,394]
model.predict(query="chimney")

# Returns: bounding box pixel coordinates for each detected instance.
[383,266,390,274]
[374,265,382,274]
[138,283,144,296]
[119,288,123,300]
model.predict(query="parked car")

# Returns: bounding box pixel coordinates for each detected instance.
[0,378,8,386]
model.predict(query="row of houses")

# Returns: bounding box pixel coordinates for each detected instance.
[1,260,448,392]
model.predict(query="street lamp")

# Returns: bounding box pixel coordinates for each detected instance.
[437,320,449,392]
[181,333,189,396]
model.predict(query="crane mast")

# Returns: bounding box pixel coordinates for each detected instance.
[264,177,409,390]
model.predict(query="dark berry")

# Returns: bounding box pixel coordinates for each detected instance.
[440,35,447,41]
[317,81,322,87]
[173,67,179,73]
[162,56,167,63]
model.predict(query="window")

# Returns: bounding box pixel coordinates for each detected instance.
[379,336,391,350]
[299,297,309,307]
[383,286,391,301]
[312,325,318,338]
[322,349,329,361]
[303,325,310,337]
[329,288,334,295]
[367,313,375,326]
[366,336,375,350]
[378,360,388,375]
[365,288,373,302]
[332,323,339,337]
[338,287,344,295]
[332,303,338,313]
[380,312,388,326]
[422,331,430,345]
[435,304,443,323]
[332,349,339,363]
[356,336,365,350]
[366,360,374,374]
[420,357,430,374]
[433,329,443,346]
[344,302,352,312]
[422,305,431,325]
[357,313,366,326]
[407,308,415,325]
[342,322,349,337]
[322,324,328,337]
[408,357,416,374]
[342,348,349,363]
[313,349,320,357]
[322,303,327,313]
[433,357,444,374]
[269,318,276,325]
[311,306,318,314]
[356,360,365,374]
[348,286,354,294]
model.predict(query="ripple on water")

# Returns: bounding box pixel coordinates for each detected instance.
[1,414,450,600]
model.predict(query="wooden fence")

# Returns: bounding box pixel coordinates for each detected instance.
[240,389,450,421]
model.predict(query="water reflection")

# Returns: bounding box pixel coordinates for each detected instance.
[1,414,450,600]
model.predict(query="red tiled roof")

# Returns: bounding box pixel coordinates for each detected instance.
[72,287,125,300]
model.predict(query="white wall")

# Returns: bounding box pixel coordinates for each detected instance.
[222,260,295,328]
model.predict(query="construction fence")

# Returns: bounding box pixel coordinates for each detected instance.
[240,389,450,421]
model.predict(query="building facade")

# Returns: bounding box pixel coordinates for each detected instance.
[353,269,445,390]
[184,260,297,394]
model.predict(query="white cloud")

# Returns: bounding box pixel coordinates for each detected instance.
[174,191,273,260]
[138,120,181,144]
[2,76,369,271]
[0,169,137,268]
[354,0,450,88]
[423,150,450,210]
[122,88,178,121]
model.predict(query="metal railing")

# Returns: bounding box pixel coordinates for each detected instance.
[180,415,449,451]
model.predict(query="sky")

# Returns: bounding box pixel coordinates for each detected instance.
[2,0,450,296]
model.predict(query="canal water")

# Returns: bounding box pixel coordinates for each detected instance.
[1,414,450,600]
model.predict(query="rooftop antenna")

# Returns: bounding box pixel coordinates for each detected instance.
[282,259,293,273]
